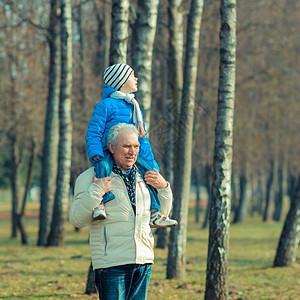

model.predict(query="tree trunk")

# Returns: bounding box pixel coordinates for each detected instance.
[74,4,86,108]
[288,173,296,203]
[9,135,21,238]
[109,0,130,64]
[193,168,201,223]
[168,0,184,115]
[156,60,169,250]
[156,227,168,249]
[167,0,204,280]
[131,0,160,130]
[47,0,73,246]
[15,215,27,244]
[103,1,110,69]
[202,163,212,229]
[38,0,60,246]
[92,0,110,76]
[233,172,248,223]
[167,0,184,181]
[205,1,236,299]
[273,162,284,221]
[16,139,37,245]
[256,171,264,215]
[162,60,174,185]
[85,262,97,294]
[263,160,274,222]
[273,174,300,267]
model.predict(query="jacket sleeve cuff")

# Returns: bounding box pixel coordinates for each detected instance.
[157,182,171,194]
[157,182,173,217]
[85,183,105,208]
[69,183,105,228]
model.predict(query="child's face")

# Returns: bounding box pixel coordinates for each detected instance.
[119,72,138,94]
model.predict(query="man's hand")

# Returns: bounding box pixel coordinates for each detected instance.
[144,168,168,189]
[93,176,112,194]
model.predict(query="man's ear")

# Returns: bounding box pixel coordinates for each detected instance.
[108,142,115,154]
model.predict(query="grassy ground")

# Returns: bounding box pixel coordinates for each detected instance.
[0,195,299,300]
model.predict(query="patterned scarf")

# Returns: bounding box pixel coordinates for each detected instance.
[112,163,137,213]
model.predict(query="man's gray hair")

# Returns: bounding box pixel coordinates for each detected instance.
[107,123,139,147]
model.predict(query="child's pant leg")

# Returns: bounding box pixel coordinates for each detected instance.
[94,155,113,179]
[136,157,161,213]
[94,152,114,203]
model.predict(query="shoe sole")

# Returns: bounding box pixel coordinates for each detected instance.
[92,215,107,221]
[150,222,178,229]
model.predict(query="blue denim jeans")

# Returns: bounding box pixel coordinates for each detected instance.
[94,263,152,300]
[94,151,160,213]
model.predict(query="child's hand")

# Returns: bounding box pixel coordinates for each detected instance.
[144,168,168,189]
[93,176,112,194]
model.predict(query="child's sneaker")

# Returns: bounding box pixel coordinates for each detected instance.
[150,215,178,228]
[92,204,107,220]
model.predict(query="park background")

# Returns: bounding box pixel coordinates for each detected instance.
[0,0,299,299]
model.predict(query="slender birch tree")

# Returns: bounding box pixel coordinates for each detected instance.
[16,139,37,245]
[273,173,300,267]
[103,1,110,68]
[167,0,184,181]
[9,133,21,239]
[131,0,160,130]
[168,0,184,117]
[47,0,73,246]
[205,0,237,298]
[167,0,204,279]
[38,0,60,246]
[109,0,130,64]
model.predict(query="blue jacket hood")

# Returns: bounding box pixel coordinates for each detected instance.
[102,83,117,100]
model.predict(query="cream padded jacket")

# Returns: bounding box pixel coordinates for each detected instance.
[69,167,173,270]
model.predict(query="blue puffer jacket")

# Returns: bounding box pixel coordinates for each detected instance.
[86,84,159,171]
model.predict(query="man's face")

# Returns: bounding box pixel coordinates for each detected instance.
[108,129,140,172]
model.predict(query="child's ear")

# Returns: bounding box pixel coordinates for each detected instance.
[108,142,114,154]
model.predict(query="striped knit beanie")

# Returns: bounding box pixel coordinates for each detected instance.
[103,63,134,90]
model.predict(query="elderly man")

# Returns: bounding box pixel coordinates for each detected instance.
[69,123,176,300]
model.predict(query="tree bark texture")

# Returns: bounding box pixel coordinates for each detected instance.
[167,0,204,280]
[257,171,264,214]
[103,1,110,69]
[233,172,248,223]
[273,163,284,221]
[287,172,296,203]
[92,0,110,76]
[109,0,130,64]
[17,139,37,245]
[156,227,168,249]
[205,1,237,299]
[167,0,184,179]
[38,0,60,246]
[193,168,201,223]
[168,0,184,116]
[273,174,300,267]
[9,135,21,238]
[250,175,256,216]
[47,0,73,246]
[263,160,274,222]
[74,5,86,108]
[131,0,160,131]
[203,163,212,229]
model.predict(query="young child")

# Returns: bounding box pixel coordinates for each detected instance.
[86,63,177,228]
